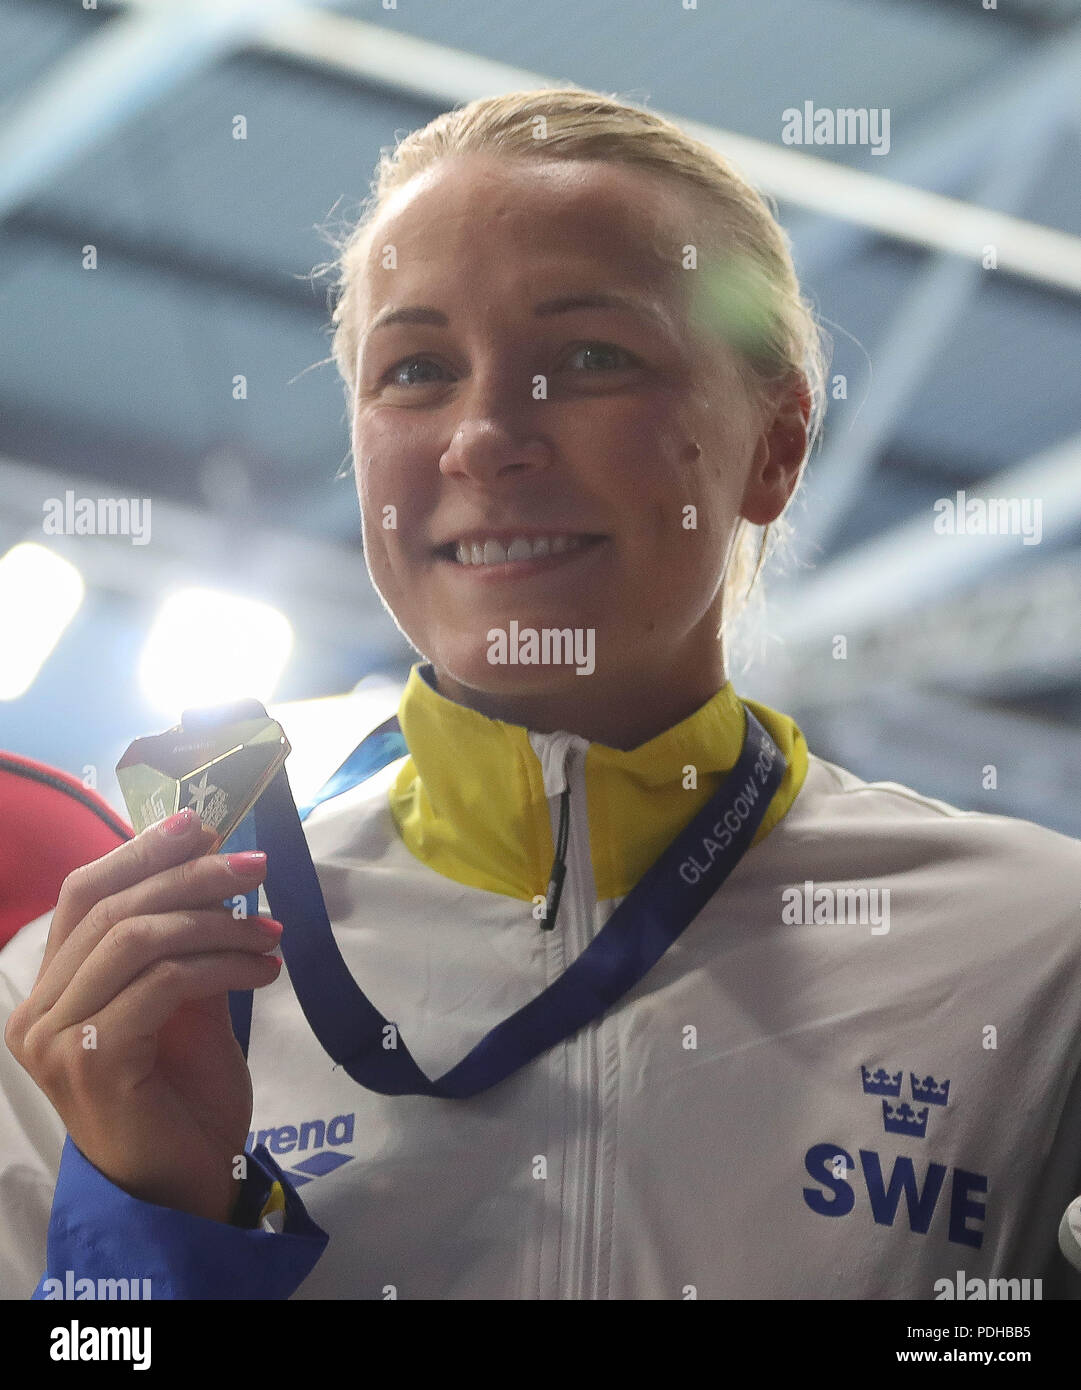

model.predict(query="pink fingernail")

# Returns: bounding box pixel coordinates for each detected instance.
[225,851,267,876]
[161,808,197,836]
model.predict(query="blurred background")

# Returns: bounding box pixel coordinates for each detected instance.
[1,0,1080,833]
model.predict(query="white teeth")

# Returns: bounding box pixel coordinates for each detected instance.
[451,535,586,565]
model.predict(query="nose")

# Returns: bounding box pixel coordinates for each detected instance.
[439,422,551,485]
[438,377,552,486]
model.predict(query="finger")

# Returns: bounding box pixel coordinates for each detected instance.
[24,951,281,1101]
[39,809,215,977]
[44,910,281,1031]
[34,849,268,1017]
[80,951,282,1067]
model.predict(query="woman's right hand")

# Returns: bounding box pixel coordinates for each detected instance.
[3,807,283,1225]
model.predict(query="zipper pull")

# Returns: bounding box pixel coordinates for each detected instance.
[529,730,587,935]
[542,787,570,931]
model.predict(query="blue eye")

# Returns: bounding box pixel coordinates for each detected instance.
[381,342,638,389]
[565,343,637,371]
[385,356,448,387]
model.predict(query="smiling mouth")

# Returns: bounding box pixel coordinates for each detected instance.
[435,534,606,566]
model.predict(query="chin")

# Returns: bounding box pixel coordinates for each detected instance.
[434,644,600,698]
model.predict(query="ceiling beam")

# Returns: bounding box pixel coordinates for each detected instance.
[5,2,1081,295]
[796,684,1081,840]
[0,0,300,221]
[793,90,1066,558]
[255,6,1081,296]
[0,453,406,664]
[756,549,1081,705]
[787,22,1081,278]
[2,210,327,312]
[762,429,1081,647]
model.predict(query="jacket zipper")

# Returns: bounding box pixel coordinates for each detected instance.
[529,729,599,1299]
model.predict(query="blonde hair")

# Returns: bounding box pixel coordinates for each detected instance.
[321,86,829,638]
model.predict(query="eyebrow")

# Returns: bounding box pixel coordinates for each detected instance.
[364,291,670,338]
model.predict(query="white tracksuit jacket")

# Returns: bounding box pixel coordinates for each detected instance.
[2,663,1081,1300]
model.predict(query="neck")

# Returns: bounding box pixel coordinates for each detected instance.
[428,648,729,751]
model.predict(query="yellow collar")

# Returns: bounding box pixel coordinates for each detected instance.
[389,663,808,902]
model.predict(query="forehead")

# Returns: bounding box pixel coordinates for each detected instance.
[361,154,696,301]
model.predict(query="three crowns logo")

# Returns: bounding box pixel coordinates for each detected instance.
[860,1065,951,1140]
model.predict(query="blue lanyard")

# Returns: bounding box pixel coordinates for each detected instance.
[295,713,407,822]
[221,696,785,1099]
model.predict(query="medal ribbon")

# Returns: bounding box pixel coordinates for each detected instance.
[220,701,784,1098]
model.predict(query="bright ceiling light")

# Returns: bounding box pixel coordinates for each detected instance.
[139,586,293,720]
[0,543,85,700]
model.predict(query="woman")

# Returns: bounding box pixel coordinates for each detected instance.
[3,87,1081,1301]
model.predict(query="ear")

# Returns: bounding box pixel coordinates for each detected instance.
[738,373,811,527]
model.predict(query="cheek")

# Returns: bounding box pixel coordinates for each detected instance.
[636,435,743,602]
[354,460,389,563]
[354,466,414,615]
[617,426,712,541]
[353,413,436,551]
[585,401,688,503]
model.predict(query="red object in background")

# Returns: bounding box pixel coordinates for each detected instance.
[0,751,133,950]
